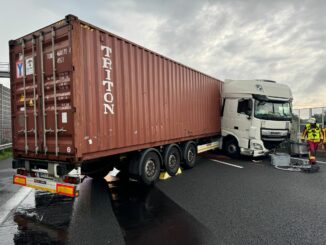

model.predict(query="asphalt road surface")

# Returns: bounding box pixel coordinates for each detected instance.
[1,152,326,244]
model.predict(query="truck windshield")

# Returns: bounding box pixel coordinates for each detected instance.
[254,100,292,121]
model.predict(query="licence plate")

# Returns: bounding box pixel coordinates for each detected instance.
[34,179,47,185]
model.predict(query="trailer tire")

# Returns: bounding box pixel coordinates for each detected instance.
[139,150,161,185]
[182,141,197,169]
[163,145,181,176]
[224,139,240,158]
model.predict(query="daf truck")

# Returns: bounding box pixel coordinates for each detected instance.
[221,79,292,158]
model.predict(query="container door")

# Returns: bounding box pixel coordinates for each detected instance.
[11,23,75,159]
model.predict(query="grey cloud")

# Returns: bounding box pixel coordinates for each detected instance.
[149,0,326,107]
[311,65,326,91]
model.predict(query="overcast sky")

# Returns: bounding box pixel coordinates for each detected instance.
[0,0,325,108]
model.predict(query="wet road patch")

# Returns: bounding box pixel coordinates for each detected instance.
[108,181,217,245]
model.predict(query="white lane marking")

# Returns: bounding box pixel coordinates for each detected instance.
[209,159,244,169]
[0,187,32,225]
[291,157,326,165]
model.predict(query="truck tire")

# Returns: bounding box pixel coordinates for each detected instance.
[182,141,197,169]
[139,150,161,185]
[163,144,181,176]
[224,139,240,158]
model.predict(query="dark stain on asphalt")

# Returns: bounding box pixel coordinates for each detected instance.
[10,177,216,245]
[108,180,216,245]
[13,191,74,244]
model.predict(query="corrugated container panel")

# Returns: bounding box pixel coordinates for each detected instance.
[10,15,221,163]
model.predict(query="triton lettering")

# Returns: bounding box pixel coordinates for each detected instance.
[101,45,115,115]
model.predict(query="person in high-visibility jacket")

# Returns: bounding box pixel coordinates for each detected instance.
[323,127,326,151]
[301,118,324,164]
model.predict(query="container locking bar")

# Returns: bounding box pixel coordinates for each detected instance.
[51,27,59,156]
[39,33,47,154]
[31,37,38,154]
[21,39,28,154]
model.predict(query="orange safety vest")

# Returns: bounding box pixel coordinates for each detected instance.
[301,123,323,142]
[323,128,326,143]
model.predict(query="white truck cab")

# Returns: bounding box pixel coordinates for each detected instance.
[221,79,293,157]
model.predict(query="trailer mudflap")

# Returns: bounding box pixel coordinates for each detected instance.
[13,175,79,197]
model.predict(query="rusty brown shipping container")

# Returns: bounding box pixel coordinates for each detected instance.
[9,15,221,166]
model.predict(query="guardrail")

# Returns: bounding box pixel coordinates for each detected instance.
[0,143,12,151]
[292,107,326,138]
[0,62,9,72]
[0,62,10,78]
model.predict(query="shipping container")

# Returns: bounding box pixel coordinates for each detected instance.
[10,15,221,189]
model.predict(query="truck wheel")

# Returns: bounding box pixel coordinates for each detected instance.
[182,141,197,169]
[139,150,161,185]
[163,145,181,176]
[224,139,240,158]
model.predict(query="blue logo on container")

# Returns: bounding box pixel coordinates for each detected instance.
[16,62,23,78]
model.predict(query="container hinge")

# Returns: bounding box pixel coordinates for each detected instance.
[45,128,54,133]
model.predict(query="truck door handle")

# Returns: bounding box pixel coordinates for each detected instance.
[234,126,239,130]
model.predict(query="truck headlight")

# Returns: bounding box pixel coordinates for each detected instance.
[252,143,263,150]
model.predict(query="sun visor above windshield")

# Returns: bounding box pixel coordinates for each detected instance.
[223,79,293,100]
[253,94,292,102]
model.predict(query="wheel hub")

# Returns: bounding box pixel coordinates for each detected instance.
[145,159,156,177]
[168,154,177,169]
[188,149,195,162]
[227,144,237,154]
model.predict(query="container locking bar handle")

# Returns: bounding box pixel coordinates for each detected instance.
[51,27,59,156]
[31,37,38,154]
[21,39,28,154]
[39,33,47,154]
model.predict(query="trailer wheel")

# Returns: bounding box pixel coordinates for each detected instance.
[163,145,181,176]
[139,150,161,185]
[182,141,197,169]
[224,139,240,158]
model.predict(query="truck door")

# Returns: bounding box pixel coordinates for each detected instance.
[234,98,252,148]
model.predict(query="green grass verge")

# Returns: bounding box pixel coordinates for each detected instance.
[0,148,12,161]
